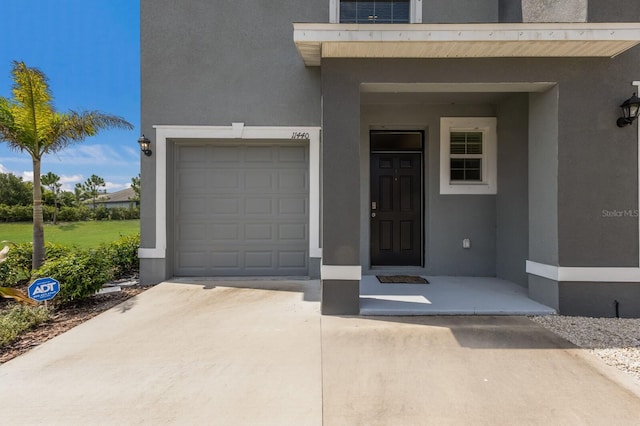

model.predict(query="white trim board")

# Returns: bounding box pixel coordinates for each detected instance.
[293,22,640,66]
[138,124,322,261]
[321,265,362,280]
[526,260,640,282]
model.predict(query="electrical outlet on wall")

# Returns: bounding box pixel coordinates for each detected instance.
[463,238,471,249]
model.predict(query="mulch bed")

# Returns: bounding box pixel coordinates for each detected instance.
[0,285,148,364]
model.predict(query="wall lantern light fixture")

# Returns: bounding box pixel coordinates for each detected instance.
[617,93,640,127]
[138,135,152,156]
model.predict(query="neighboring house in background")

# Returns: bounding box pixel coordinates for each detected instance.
[139,0,640,317]
[91,188,138,209]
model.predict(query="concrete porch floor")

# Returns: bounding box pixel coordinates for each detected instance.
[360,275,556,316]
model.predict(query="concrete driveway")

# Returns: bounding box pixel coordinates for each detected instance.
[2,280,640,425]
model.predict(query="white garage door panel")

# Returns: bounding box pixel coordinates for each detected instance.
[175,142,309,276]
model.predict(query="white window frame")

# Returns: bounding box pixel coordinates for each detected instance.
[330,0,422,24]
[440,117,497,195]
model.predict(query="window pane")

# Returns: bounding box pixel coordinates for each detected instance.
[450,159,465,169]
[371,131,423,151]
[340,1,358,23]
[450,159,482,182]
[466,132,483,154]
[450,131,483,155]
[391,0,410,23]
[466,169,481,181]
[359,1,375,21]
[340,0,410,23]
[375,2,392,23]
[450,169,465,181]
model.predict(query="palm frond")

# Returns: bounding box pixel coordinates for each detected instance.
[0,287,37,306]
[0,97,20,145]
[5,61,56,155]
[44,110,133,154]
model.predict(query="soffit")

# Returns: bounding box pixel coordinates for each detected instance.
[293,23,640,66]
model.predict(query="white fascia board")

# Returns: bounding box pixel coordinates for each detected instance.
[293,22,640,65]
[294,22,640,43]
[144,124,322,261]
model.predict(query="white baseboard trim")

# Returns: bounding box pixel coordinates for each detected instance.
[526,260,640,282]
[321,265,362,280]
[138,248,166,259]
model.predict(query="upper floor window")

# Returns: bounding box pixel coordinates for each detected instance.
[330,0,422,24]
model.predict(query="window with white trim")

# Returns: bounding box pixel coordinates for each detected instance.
[440,117,497,195]
[329,0,422,23]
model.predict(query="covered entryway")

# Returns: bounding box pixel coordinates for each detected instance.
[174,141,309,276]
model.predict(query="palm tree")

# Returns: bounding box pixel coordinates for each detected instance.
[41,171,62,225]
[0,61,133,270]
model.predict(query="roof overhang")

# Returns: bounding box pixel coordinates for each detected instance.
[293,23,640,66]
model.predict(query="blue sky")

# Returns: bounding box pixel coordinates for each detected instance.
[0,0,140,192]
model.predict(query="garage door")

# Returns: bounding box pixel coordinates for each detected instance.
[174,141,309,276]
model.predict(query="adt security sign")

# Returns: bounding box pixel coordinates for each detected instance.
[28,277,60,302]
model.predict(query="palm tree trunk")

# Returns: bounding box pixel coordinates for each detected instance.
[53,192,58,225]
[32,158,45,270]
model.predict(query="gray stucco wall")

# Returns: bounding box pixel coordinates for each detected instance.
[559,282,640,318]
[528,87,559,266]
[500,0,587,22]
[499,0,523,22]
[423,0,499,23]
[529,275,559,310]
[588,0,640,22]
[496,94,529,286]
[556,61,639,267]
[141,0,323,128]
[502,0,640,23]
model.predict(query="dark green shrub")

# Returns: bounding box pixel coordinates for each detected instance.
[92,206,111,220]
[0,305,50,348]
[0,261,19,287]
[0,243,32,283]
[45,243,74,262]
[33,248,113,303]
[0,204,32,222]
[0,242,74,286]
[57,206,91,222]
[43,205,54,222]
[103,234,140,278]
[0,204,10,222]
[6,205,32,222]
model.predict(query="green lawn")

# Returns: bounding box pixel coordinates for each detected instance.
[0,220,140,248]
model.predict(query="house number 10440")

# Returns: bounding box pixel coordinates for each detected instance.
[291,132,309,140]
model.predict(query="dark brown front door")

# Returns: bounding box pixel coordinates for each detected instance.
[370,152,423,266]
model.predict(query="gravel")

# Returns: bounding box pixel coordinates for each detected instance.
[531,315,640,382]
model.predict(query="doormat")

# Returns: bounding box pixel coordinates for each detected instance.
[376,275,429,284]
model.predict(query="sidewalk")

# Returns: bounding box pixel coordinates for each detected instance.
[1,280,640,425]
